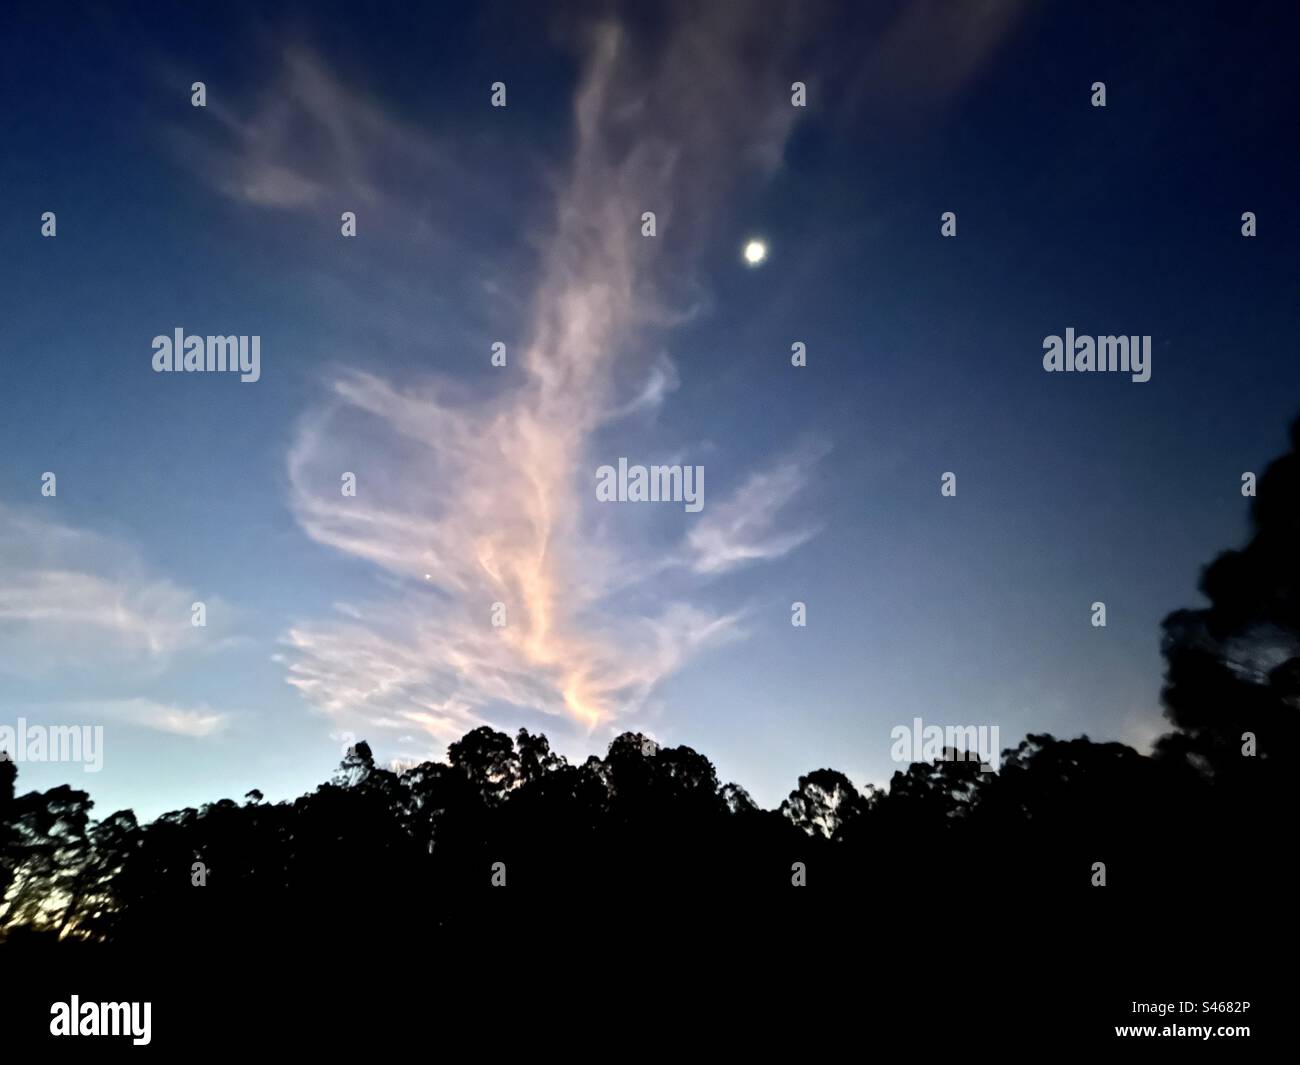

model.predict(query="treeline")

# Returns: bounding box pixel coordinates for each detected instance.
[1,419,1296,941]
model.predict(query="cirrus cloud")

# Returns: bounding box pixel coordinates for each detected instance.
[276,10,827,747]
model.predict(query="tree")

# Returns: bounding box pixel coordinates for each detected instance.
[1156,417,1300,785]
[0,755,18,908]
[780,769,866,839]
[1,784,94,934]
[447,727,519,803]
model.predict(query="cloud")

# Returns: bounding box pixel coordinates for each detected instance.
[838,0,1028,120]
[170,44,451,213]
[93,699,231,738]
[688,444,830,575]
[0,506,223,679]
[276,11,826,745]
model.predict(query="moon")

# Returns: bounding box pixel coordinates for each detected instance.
[743,239,768,266]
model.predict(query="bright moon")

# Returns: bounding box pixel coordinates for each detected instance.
[743,240,767,265]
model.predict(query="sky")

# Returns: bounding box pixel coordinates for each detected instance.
[1,0,1297,820]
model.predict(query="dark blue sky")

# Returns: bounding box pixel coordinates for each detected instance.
[1,0,1297,818]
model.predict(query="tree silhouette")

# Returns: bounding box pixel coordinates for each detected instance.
[780,769,868,840]
[1156,417,1300,796]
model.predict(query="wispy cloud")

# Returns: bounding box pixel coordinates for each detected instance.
[269,10,829,746]
[0,506,226,679]
[839,0,1028,121]
[687,443,830,575]
[92,699,230,738]
[170,44,451,212]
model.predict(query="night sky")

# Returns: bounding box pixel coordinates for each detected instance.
[1,0,1297,820]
